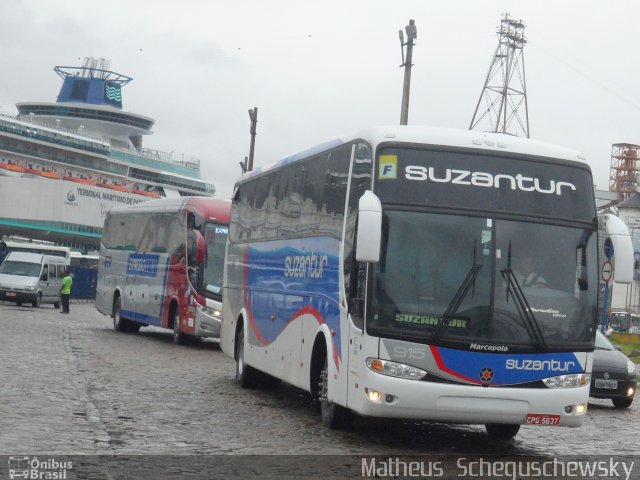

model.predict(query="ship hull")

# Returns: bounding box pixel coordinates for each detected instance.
[0,176,150,248]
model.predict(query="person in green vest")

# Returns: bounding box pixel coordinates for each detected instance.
[59,268,72,314]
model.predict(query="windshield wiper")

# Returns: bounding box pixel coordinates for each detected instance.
[501,242,547,350]
[432,241,482,343]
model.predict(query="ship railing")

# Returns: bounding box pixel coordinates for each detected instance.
[0,111,110,145]
[0,112,111,157]
[110,147,202,179]
[118,145,200,170]
[129,170,215,194]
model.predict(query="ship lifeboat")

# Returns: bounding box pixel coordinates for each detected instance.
[0,162,26,173]
[132,189,161,198]
[96,183,130,193]
[24,168,61,179]
[64,176,97,186]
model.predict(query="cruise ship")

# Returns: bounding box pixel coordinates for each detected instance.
[0,57,215,252]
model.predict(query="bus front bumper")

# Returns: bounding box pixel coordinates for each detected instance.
[194,306,222,339]
[349,368,589,427]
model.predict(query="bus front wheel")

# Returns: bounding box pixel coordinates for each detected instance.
[485,423,520,439]
[235,325,259,388]
[319,354,350,429]
[172,308,186,345]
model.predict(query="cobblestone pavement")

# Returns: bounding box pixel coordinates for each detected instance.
[1,303,637,457]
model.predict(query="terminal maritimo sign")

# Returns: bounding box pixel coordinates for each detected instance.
[0,176,147,231]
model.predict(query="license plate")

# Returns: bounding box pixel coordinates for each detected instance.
[525,414,560,426]
[595,379,618,389]
[5,292,16,297]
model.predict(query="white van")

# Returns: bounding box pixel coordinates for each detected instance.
[0,252,68,308]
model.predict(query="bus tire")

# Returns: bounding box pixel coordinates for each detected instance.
[318,353,350,429]
[235,324,258,388]
[32,293,41,308]
[485,423,520,439]
[113,296,128,332]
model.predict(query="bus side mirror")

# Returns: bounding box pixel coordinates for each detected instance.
[195,230,206,264]
[356,190,382,263]
[601,214,633,284]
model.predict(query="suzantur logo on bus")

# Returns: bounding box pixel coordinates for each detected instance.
[284,253,328,279]
[404,166,577,196]
[505,359,576,372]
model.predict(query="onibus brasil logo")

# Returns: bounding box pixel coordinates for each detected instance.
[8,456,72,479]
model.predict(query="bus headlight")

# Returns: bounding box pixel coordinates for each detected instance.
[199,305,222,320]
[542,373,590,388]
[627,360,636,376]
[366,358,427,380]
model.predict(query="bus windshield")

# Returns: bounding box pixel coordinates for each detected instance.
[367,210,598,350]
[202,222,229,298]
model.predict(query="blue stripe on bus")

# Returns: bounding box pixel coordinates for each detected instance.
[122,309,161,326]
[431,346,583,385]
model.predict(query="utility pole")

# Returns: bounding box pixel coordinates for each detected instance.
[247,107,258,172]
[399,19,417,125]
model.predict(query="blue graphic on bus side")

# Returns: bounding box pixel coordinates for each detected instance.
[126,253,160,277]
[245,237,342,356]
[435,347,583,385]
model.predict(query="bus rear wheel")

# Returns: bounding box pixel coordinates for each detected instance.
[235,325,259,388]
[318,354,350,429]
[113,297,128,332]
[485,423,520,439]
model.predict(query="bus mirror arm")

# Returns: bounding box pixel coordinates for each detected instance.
[356,191,382,263]
[600,214,633,284]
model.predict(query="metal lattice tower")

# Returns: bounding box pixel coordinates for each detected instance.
[469,14,530,138]
[610,143,640,199]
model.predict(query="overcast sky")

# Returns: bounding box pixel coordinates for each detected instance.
[1,1,639,199]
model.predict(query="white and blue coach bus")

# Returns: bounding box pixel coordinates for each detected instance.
[221,126,633,438]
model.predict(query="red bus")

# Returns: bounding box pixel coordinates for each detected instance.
[96,196,231,344]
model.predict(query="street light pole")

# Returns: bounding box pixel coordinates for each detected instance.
[248,107,258,172]
[399,19,417,126]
